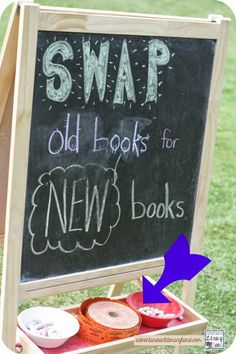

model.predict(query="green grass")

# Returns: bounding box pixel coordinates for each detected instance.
[0,1,235,353]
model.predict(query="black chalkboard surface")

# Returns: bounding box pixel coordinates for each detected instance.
[21,31,215,282]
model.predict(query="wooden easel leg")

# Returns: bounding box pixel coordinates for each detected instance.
[108,277,143,298]
[0,81,14,243]
[107,282,126,297]
[0,2,19,244]
[132,278,142,289]
[181,279,198,308]
[174,346,189,354]
[0,2,19,127]
[173,279,198,354]
[0,4,39,350]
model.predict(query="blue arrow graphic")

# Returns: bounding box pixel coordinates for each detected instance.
[143,234,211,303]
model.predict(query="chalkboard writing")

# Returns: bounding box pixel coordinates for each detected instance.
[21,32,215,281]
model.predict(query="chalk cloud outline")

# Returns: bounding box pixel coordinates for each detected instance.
[28,163,121,255]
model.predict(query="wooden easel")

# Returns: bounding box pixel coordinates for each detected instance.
[0,3,230,353]
[0,2,20,245]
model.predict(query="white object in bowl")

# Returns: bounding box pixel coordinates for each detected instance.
[18,306,80,349]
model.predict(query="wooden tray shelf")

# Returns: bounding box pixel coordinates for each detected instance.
[17,290,207,354]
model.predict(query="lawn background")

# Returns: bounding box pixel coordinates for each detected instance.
[0,1,235,353]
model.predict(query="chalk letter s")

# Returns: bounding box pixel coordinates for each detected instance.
[43,40,73,102]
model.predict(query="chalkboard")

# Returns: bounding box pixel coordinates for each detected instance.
[20,31,216,282]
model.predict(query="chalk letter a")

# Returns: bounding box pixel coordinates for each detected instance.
[114,40,136,104]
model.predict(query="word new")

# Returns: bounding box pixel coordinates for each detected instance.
[42,38,170,104]
[44,177,110,237]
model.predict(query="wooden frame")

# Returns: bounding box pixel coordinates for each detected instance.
[0,3,230,352]
[37,11,222,38]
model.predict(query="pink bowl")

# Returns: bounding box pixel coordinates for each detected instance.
[126,291,184,328]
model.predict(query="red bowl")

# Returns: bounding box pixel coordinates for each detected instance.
[126,291,184,328]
